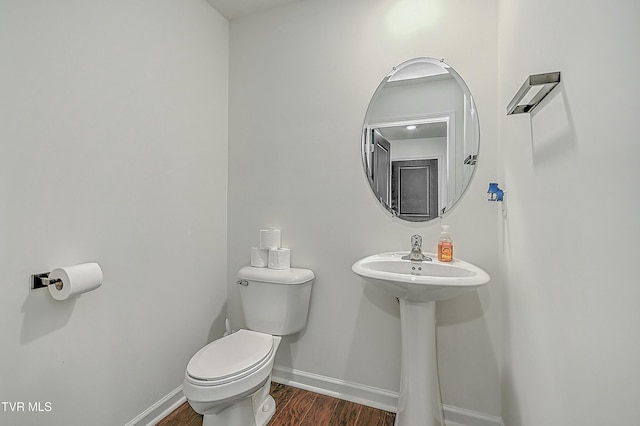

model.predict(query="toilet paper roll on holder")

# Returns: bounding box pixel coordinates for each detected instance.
[31,272,64,291]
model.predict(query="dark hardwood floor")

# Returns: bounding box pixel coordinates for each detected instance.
[157,382,395,426]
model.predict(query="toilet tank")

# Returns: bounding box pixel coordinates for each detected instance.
[237,266,314,336]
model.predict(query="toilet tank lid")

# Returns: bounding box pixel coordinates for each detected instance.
[238,266,315,285]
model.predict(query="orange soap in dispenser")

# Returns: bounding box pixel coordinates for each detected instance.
[438,225,453,262]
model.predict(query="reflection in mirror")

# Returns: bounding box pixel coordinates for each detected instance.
[362,58,479,222]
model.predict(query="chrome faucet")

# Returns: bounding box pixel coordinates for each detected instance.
[401,235,432,261]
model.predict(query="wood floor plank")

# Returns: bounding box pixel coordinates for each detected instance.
[327,399,363,426]
[382,410,396,426]
[157,402,200,426]
[269,387,318,425]
[157,384,396,426]
[185,411,204,426]
[269,382,302,419]
[356,404,392,426]
[270,382,298,406]
[298,393,339,425]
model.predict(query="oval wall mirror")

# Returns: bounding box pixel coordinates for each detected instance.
[361,57,480,222]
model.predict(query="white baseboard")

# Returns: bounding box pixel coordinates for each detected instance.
[271,365,399,413]
[272,365,503,426]
[443,404,504,426]
[126,368,504,426]
[124,385,186,426]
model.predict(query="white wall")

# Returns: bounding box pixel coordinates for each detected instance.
[499,0,640,424]
[0,1,228,425]
[228,0,501,416]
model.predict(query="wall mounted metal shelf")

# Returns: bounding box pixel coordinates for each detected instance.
[506,72,561,115]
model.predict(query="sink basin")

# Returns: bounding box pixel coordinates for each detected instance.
[352,251,491,426]
[351,251,490,302]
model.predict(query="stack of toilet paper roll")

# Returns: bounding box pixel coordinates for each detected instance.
[250,229,291,270]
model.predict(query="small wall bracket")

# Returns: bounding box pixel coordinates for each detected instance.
[31,273,63,291]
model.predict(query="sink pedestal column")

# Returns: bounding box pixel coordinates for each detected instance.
[396,299,443,426]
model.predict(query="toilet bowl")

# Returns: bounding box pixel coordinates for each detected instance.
[183,266,314,426]
[183,330,282,426]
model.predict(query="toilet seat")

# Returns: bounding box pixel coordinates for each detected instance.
[186,330,274,386]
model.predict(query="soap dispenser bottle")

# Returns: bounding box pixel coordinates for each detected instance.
[438,225,453,262]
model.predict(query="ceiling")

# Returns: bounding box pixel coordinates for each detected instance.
[378,122,448,141]
[206,0,302,20]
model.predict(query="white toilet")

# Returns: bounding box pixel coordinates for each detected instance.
[183,266,314,426]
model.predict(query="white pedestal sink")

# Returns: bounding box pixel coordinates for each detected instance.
[352,252,490,426]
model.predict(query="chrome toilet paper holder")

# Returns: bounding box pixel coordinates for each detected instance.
[31,272,64,291]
